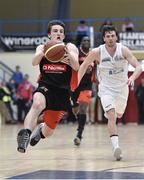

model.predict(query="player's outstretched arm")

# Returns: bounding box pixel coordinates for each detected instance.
[123,46,142,86]
[32,45,45,66]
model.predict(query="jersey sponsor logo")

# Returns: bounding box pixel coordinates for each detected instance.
[109,68,124,75]
[43,64,67,72]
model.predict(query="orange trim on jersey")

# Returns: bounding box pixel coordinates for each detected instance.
[70,70,78,91]
[43,110,65,129]
[77,90,92,104]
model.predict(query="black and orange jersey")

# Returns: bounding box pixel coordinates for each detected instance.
[78,47,93,90]
[39,57,72,89]
[38,57,72,90]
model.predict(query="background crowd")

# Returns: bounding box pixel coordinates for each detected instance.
[0,18,144,125]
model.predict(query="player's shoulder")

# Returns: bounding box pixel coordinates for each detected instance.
[36,44,44,51]
[66,42,77,48]
[117,42,127,50]
[91,47,100,54]
[121,43,130,53]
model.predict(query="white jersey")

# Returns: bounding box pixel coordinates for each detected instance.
[97,43,128,96]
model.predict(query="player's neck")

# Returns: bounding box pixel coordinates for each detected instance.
[105,44,117,51]
[105,44,117,57]
[80,47,89,55]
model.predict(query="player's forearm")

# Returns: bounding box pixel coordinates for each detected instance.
[69,53,79,71]
[131,64,142,80]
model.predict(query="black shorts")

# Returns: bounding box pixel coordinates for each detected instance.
[34,85,71,111]
[70,85,92,107]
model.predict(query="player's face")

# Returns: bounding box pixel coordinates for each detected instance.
[103,31,118,47]
[81,37,90,49]
[48,25,65,41]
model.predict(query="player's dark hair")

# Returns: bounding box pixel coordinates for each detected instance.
[101,25,119,42]
[47,20,65,34]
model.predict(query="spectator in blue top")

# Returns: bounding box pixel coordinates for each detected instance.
[11,65,23,89]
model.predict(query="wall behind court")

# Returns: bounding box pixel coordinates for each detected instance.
[0,0,55,34]
[1,0,144,32]
[70,0,144,18]
[0,0,54,19]
[1,0,143,20]
[70,0,144,31]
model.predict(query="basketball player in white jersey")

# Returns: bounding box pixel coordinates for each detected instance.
[78,25,142,161]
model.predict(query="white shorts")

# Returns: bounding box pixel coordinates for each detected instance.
[100,85,129,115]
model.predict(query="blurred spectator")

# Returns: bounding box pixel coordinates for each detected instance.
[99,18,113,32]
[11,65,23,89]
[0,81,15,123]
[16,74,33,123]
[135,78,144,124]
[76,20,89,47]
[6,79,18,105]
[121,17,135,32]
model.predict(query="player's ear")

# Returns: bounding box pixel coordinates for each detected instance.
[103,37,106,43]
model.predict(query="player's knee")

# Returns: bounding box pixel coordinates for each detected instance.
[107,108,115,116]
[33,93,46,110]
[79,103,87,114]
[106,108,116,120]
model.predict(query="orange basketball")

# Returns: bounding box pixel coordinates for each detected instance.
[44,40,65,62]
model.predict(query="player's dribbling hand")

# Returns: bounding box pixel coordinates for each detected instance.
[61,46,71,65]
[127,76,135,88]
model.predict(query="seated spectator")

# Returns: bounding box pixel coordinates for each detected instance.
[76,20,89,47]
[121,17,135,32]
[11,65,23,89]
[6,79,18,105]
[16,74,33,123]
[0,81,16,123]
[99,18,113,32]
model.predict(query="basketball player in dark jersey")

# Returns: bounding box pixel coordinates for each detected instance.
[17,20,79,153]
[71,36,95,146]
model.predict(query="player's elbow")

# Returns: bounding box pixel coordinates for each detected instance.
[32,60,37,66]
[74,63,80,71]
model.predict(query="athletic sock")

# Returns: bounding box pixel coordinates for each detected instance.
[110,134,119,149]
[77,114,86,138]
